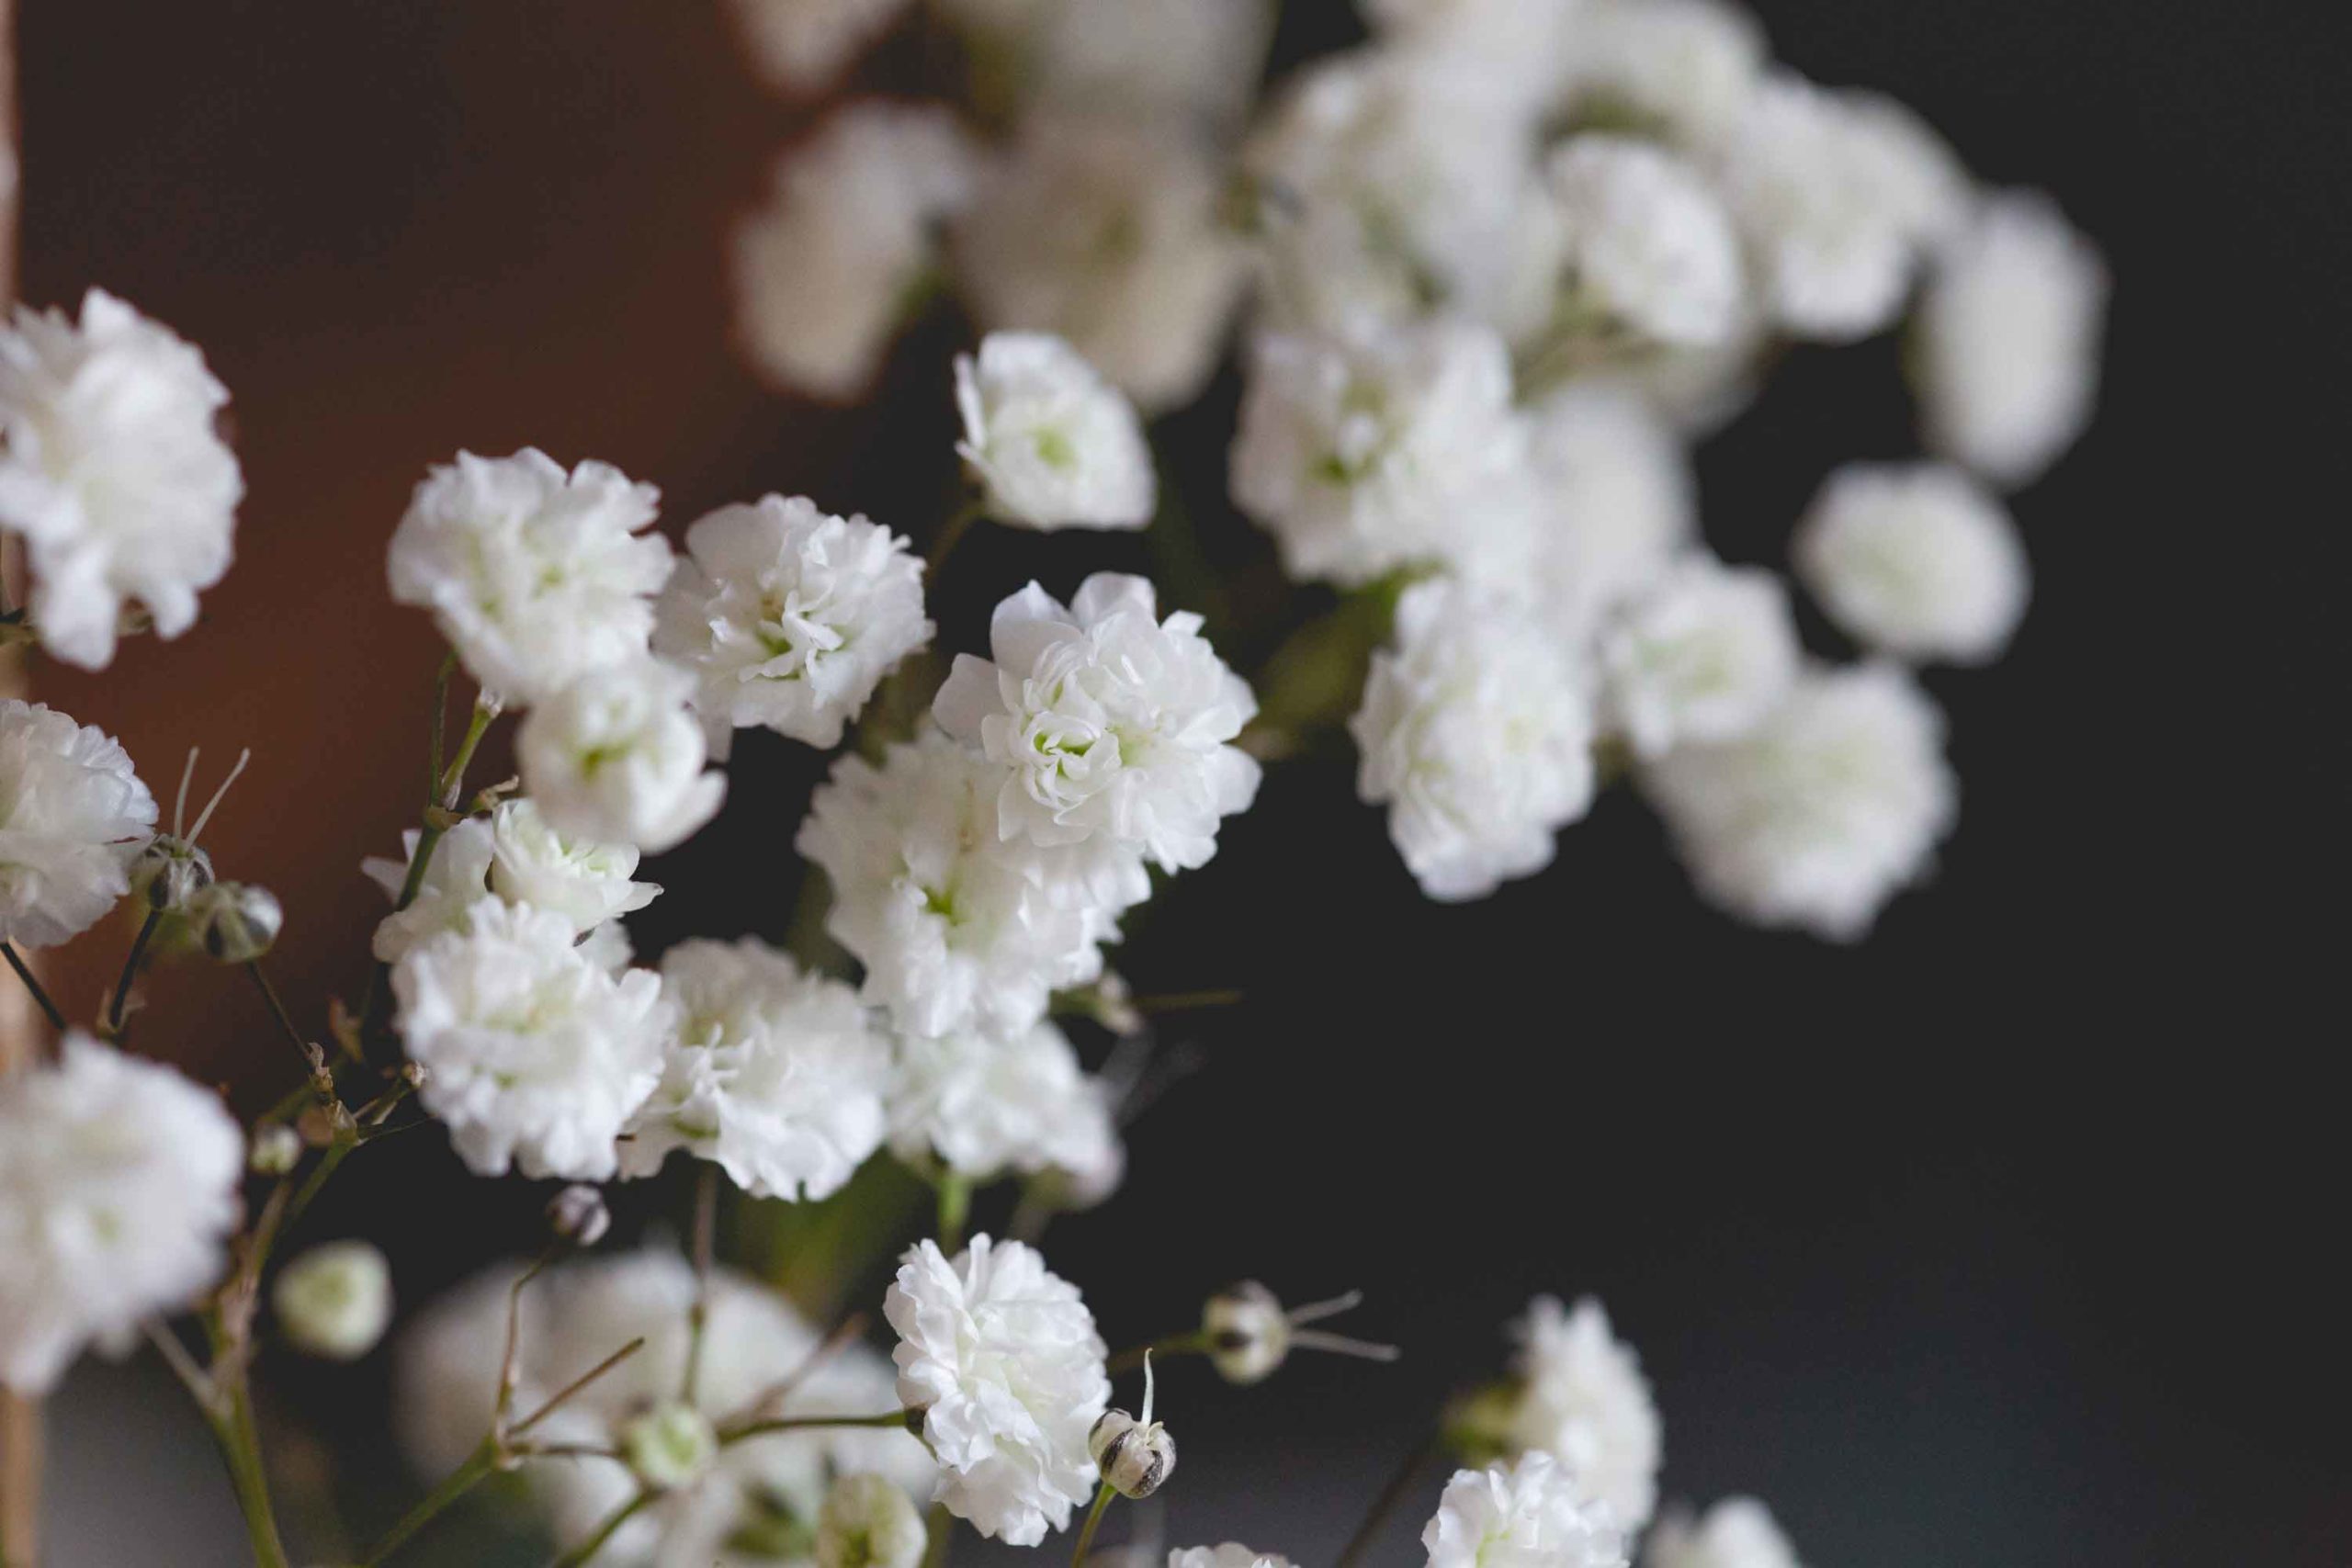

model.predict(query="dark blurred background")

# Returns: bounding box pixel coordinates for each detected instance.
[17,1,2346,1563]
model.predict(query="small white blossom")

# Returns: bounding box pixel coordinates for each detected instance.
[1642,662,1957,941]
[364,819,493,964]
[1172,1548,1295,1568]
[820,1472,930,1568]
[1505,1297,1662,1533]
[1520,388,1698,640]
[1600,557,1799,758]
[1794,463,2030,665]
[392,899,671,1179]
[1358,0,1581,111]
[1423,1453,1630,1568]
[1913,190,2108,489]
[1351,580,1596,902]
[1565,0,1768,149]
[1643,1498,1802,1568]
[273,1241,394,1362]
[0,1033,243,1393]
[933,574,1260,871]
[515,660,728,855]
[0,700,158,950]
[887,1235,1110,1545]
[1545,136,1744,348]
[986,0,1276,132]
[954,334,1157,530]
[727,0,914,95]
[734,105,978,400]
[618,938,891,1201]
[653,494,933,753]
[0,290,243,670]
[887,1020,1118,1188]
[486,797,662,931]
[388,449,671,704]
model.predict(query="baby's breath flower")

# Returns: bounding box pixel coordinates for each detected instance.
[1503,1297,1662,1533]
[274,1241,394,1362]
[0,699,157,950]
[955,333,1157,531]
[1643,1498,1803,1568]
[1794,463,2030,665]
[1424,1453,1630,1568]
[515,660,728,855]
[1600,556,1800,758]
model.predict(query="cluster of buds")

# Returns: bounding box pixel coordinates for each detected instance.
[129,748,283,962]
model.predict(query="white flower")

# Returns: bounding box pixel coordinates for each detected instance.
[887,1235,1109,1544]
[1643,1498,1801,1568]
[387,448,672,704]
[1641,662,1957,940]
[0,700,157,950]
[887,1020,1118,1188]
[1351,580,1596,902]
[797,734,1131,1039]
[653,494,933,753]
[392,899,671,1179]
[1231,319,1525,586]
[1912,190,2108,490]
[363,818,496,964]
[487,797,662,931]
[1423,1453,1630,1568]
[1545,136,1744,348]
[618,938,891,1201]
[1600,557,1799,758]
[953,119,1249,413]
[954,333,1157,530]
[1172,1548,1295,1568]
[1359,0,1581,110]
[933,574,1261,871]
[734,105,977,400]
[515,660,728,854]
[1794,463,2030,665]
[989,0,1276,133]
[0,1033,243,1393]
[820,1472,931,1568]
[1504,1297,1662,1533]
[0,290,243,670]
[727,0,914,95]
[273,1241,394,1362]
[1519,388,1697,640]
[1565,0,1768,149]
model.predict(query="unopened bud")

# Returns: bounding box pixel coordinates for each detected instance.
[621,1403,717,1492]
[548,1184,610,1247]
[1203,1283,1397,1386]
[132,836,214,912]
[191,882,282,963]
[249,1123,302,1176]
[1088,1351,1176,1499]
[273,1241,393,1361]
[816,1473,926,1568]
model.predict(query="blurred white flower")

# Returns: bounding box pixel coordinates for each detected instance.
[988,0,1276,132]
[0,699,157,950]
[1359,0,1581,110]
[887,1235,1109,1544]
[363,818,495,964]
[933,574,1260,871]
[393,898,671,1179]
[0,289,243,670]
[820,1472,930,1568]
[1518,387,1698,641]
[1423,1452,1630,1568]
[955,333,1157,529]
[653,494,933,754]
[1172,1548,1295,1568]
[273,1241,394,1362]
[727,0,913,95]
[1545,136,1745,348]
[1913,190,2108,489]
[887,1020,1118,1189]
[1794,463,2030,665]
[734,106,978,401]
[1642,661,1957,940]
[1505,1296,1662,1533]
[486,797,662,931]
[1565,0,1767,148]
[1600,556,1799,758]
[515,660,728,855]
[0,1033,243,1393]
[388,448,670,704]
[619,937,891,1201]
[1643,1497,1802,1568]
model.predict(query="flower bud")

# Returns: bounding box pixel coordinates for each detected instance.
[621,1403,718,1492]
[1088,1350,1175,1499]
[132,835,214,911]
[548,1184,611,1247]
[249,1122,302,1176]
[1203,1281,1289,1385]
[191,882,282,963]
[817,1473,926,1568]
[273,1241,393,1361]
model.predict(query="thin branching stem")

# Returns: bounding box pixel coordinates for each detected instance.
[0,942,63,1035]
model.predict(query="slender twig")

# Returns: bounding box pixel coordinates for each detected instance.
[1332,1438,1439,1568]
[141,1320,216,1413]
[718,1409,911,1445]
[1107,1331,1208,1376]
[0,942,63,1034]
[245,962,317,1074]
[727,1312,871,1429]
[357,1434,499,1567]
[684,1164,719,1405]
[1069,1481,1119,1568]
[935,1172,971,1257]
[1131,988,1245,1015]
[514,1337,648,1438]
[107,907,164,1033]
[548,1489,653,1568]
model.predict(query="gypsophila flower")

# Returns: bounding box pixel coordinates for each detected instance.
[1912,190,2108,489]
[1519,388,1698,641]
[388,449,671,704]
[0,1033,243,1393]
[0,290,243,670]
[728,0,915,95]
[1793,463,2030,665]
[1642,1498,1802,1568]
[653,494,933,753]
[886,1020,1119,1187]
[934,574,1261,871]
[363,818,493,964]
[1565,0,1767,148]
[954,333,1157,530]
[487,797,662,931]
[0,700,158,950]
[1641,661,1956,940]
[887,1235,1110,1545]
[273,1241,394,1362]
[1423,1453,1630,1568]
[820,1472,930,1568]
[618,938,891,1201]
[1600,556,1800,758]
[1172,1547,1295,1568]
[515,659,727,854]
[1545,136,1745,348]
[392,899,671,1179]
[1351,580,1596,903]
[1503,1297,1662,1532]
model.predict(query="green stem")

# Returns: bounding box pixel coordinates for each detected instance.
[245,963,319,1077]
[684,1164,719,1406]
[920,1503,954,1568]
[358,1434,499,1566]
[718,1409,911,1446]
[107,907,164,1034]
[1107,1330,1208,1375]
[1069,1481,1118,1568]
[0,943,63,1035]
[548,1489,652,1568]
[209,1371,291,1568]
[935,1173,971,1257]
[927,500,984,575]
[1332,1437,1438,1568]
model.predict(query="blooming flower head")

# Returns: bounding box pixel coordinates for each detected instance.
[0,290,243,670]
[618,937,892,1201]
[653,494,933,753]
[1793,463,2030,665]
[0,700,158,950]
[1600,556,1800,759]
[797,733,1129,1039]
[887,1020,1119,1190]
[388,448,672,704]
[933,574,1261,871]
[887,1235,1110,1544]
[1641,662,1957,940]
[392,898,672,1179]
[1642,1497,1802,1568]
[1423,1452,1630,1568]
[955,333,1157,531]
[487,797,663,931]
[1544,136,1745,349]
[1504,1297,1662,1532]
[363,818,497,964]
[1351,580,1597,902]
[0,1033,243,1393]
[515,659,728,854]
[1519,388,1697,641]
[1912,190,2108,490]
